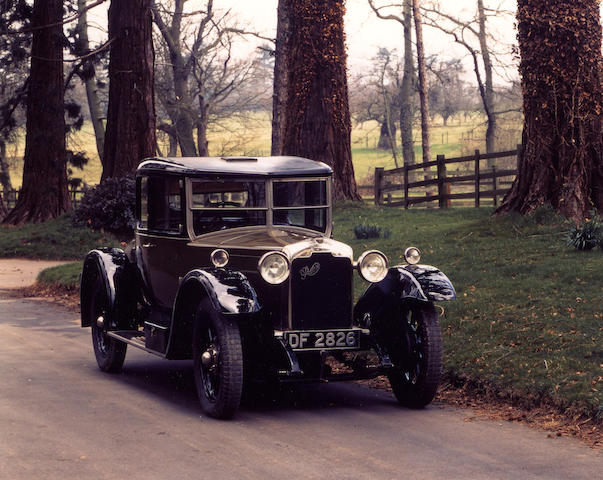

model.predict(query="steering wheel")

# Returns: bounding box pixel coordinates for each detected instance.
[209,201,241,208]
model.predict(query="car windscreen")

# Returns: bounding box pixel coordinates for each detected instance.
[190,180,267,236]
[272,179,329,233]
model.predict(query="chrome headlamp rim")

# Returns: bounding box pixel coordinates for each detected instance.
[356,249,389,283]
[404,246,421,265]
[258,251,290,284]
[210,248,229,267]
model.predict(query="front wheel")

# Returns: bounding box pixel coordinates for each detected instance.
[89,276,127,373]
[193,299,243,419]
[385,302,442,408]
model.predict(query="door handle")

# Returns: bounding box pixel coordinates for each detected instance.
[142,243,156,248]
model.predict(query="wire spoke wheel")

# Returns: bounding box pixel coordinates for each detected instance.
[193,299,243,419]
[386,302,442,408]
[89,275,127,373]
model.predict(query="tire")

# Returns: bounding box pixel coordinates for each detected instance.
[193,299,243,419]
[89,275,127,373]
[385,302,442,408]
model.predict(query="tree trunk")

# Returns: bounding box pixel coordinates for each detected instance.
[0,140,8,219]
[412,0,431,165]
[150,0,197,157]
[496,0,603,221]
[0,192,7,220]
[477,0,496,156]
[3,0,71,225]
[102,0,156,180]
[197,95,209,156]
[0,139,12,193]
[282,0,360,201]
[158,123,179,156]
[399,0,415,168]
[172,63,197,156]
[271,0,290,155]
[77,0,105,165]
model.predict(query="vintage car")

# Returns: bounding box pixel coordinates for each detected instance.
[80,156,456,419]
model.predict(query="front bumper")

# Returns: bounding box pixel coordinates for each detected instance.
[273,327,392,382]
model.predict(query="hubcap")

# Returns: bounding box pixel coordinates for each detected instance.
[199,329,220,401]
[201,346,218,367]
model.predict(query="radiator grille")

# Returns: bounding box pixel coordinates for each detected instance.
[290,253,353,330]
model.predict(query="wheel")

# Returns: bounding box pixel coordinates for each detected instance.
[385,302,442,408]
[193,299,243,419]
[89,275,127,373]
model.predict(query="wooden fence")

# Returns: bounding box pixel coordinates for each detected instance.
[371,145,522,208]
[1,188,85,210]
[2,147,521,211]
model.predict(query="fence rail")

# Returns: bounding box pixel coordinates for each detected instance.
[372,145,522,208]
[2,147,521,212]
[0,188,85,210]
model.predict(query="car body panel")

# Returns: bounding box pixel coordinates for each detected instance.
[353,265,456,328]
[80,248,138,329]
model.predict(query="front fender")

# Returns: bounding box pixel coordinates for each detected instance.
[176,268,260,315]
[166,268,260,359]
[354,264,455,325]
[80,248,139,328]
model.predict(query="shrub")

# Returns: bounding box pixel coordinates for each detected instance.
[526,203,562,226]
[353,224,390,239]
[566,215,602,251]
[72,176,136,239]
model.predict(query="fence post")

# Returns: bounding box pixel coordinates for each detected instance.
[492,165,498,206]
[474,149,481,207]
[404,166,409,209]
[437,154,448,208]
[516,143,523,170]
[374,167,384,206]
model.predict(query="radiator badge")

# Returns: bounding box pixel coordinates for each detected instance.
[299,262,320,280]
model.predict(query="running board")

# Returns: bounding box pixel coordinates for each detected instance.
[107,330,166,358]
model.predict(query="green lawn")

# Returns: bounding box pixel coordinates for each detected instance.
[5,111,522,188]
[0,213,119,260]
[332,205,602,420]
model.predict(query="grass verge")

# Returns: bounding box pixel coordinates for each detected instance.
[333,204,602,424]
[0,213,120,260]
[36,261,81,291]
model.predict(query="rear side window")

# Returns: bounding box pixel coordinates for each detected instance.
[137,176,183,234]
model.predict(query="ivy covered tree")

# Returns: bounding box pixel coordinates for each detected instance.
[281,0,360,200]
[497,0,602,221]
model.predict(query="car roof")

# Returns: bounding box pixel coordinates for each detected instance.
[137,156,333,178]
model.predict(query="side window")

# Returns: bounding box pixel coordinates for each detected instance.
[138,177,149,229]
[138,176,183,234]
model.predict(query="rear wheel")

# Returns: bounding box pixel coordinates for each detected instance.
[193,299,243,419]
[89,276,127,373]
[385,303,442,408]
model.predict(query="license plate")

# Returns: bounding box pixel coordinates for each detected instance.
[283,329,360,351]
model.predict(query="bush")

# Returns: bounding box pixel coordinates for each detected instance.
[353,224,390,239]
[72,176,136,239]
[566,215,602,251]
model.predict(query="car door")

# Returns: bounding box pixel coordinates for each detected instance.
[137,174,188,310]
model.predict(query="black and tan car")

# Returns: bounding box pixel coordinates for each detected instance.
[80,156,456,418]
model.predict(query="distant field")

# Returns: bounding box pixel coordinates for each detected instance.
[4,111,521,188]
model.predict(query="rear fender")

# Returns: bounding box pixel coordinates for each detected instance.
[166,268,260,359]
[80,248,140,328]
[354,264,455,326]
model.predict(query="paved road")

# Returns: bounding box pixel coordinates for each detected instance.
[0,259,69,289]
[1,292,601,480]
